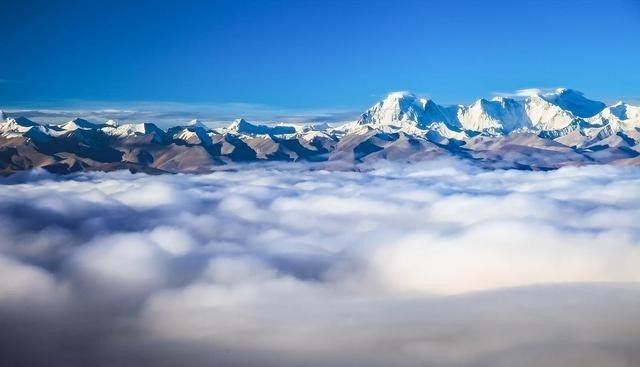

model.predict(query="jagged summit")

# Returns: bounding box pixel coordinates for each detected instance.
[607,102,639,120]
[11,116,38,126]
[228,118,250,130]
[61,118,100,131]
[360,92,428,123]
[359,89,606,135]
[358,91,456,133]
[540,88,606,118]
[587,101,640,132]
[458,97,530,133]
[186,118,208,129]
[227,118,296,135]
[0,88,638,174]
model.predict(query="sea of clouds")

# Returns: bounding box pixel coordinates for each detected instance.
[1,159,640,367]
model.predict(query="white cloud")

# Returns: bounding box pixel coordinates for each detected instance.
[1,100,361,128]
[365,221,640,294]
[493,87,561,98]
[0,160,640,366]
[68,233,171,299]
[0,255,69,308]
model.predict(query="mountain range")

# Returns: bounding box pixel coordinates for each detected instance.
[1,88,639,175]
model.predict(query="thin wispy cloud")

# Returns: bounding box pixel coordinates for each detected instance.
[492,87,561,99]
[1,101,361,128]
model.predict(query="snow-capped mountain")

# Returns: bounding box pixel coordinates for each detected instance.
[541,88,606,118]
[354,88,613,137]
[225,118,298,135]
[60,118,102,131]
[357,92,458,131]
[457,97,530,134]
[1,88,639,174]
[588,102,640,132]
[522,93,577,131]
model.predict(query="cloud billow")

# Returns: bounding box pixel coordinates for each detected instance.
[1,159,640,367]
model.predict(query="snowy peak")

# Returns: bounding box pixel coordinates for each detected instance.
[0,89,637,161]
[358,91,455,131]
[457,97,529,133]
[227,118,297,135]
[541,88,606,118]
[1,89,640,174]
[359,91,426,125]
[101,122,165,138]
[61,118,100,131]
[186,118,208,129]
[523,94,576,131]
[588,102,640,132]
[607,102,640,121]
[0,115,39,134]
[354,89,631,137]
[166,119,212,145]
[9,116,38,127]
[227,118,250,132]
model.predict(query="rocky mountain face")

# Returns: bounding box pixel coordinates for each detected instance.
[1,88,639,175]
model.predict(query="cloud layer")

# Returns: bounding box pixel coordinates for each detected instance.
[1,159,640,366]
[1,101,360,128]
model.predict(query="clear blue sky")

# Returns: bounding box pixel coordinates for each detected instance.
[2,0,640,112]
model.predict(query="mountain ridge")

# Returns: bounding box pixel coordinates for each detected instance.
[1,89,639,174]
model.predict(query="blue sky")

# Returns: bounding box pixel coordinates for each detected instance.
[2,0,640,118]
